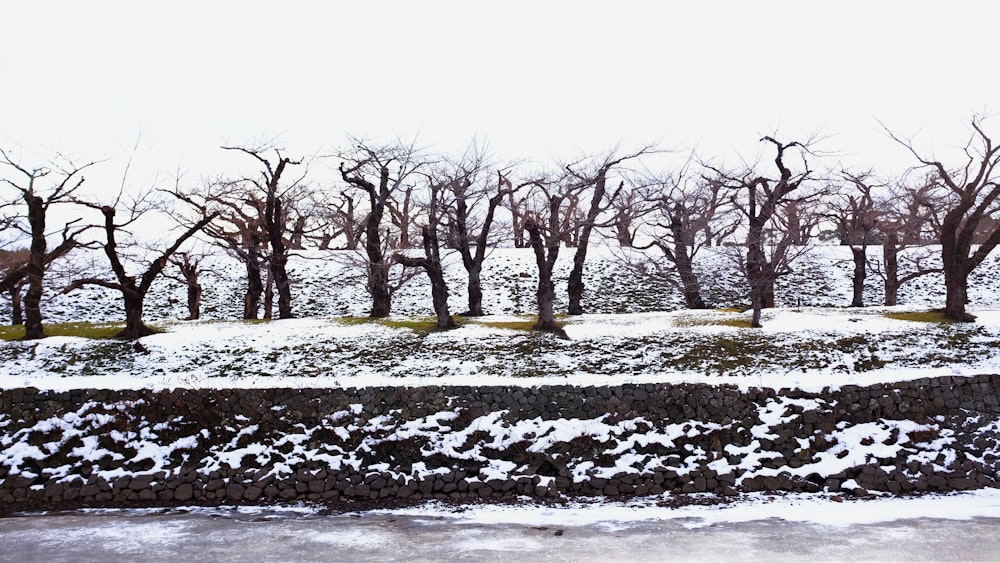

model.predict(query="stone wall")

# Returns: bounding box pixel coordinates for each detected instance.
[1,375,999,513]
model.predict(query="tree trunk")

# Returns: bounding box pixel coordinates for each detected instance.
[940,213,975,322]
[750,285,764,328]
[270,251,293,318]
[943,267,974,321]
[9,283,24,325]
[567,173,612,316]
[883,236,899,306]
[244,260,263,320]
[762,282,775,309]
[466,263,484,317]
[119,286,155,340]
[678,265,707,309]
[670,222,707,309]
[264,270,274,320]
[368,261,392,318]
[187,282,202,320]
[177,259,202,320]
[22,194,46,340]
[268,198,294,319]
[525,219,566,336]
[850,246,866,307]
[22,270,44,339]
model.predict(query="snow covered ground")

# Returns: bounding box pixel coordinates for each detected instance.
[3,245,1000,391]
[3,493,1000,562]
[3,244,1000,540]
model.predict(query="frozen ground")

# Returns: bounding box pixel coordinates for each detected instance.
[3,492,1000,562]
[2,244,1000,550]
[2,245,1000,391]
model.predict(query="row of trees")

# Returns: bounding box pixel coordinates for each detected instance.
[2,117,999,340]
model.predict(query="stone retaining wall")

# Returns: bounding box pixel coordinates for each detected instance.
[1,375,999,513]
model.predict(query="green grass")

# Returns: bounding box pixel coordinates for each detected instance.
[0,322,128,341]
[337,314,565,333]
[674,311,754,329]
[338,316,453,333]
[884,310,956,323]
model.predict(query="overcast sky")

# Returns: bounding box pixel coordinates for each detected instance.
[1,0,996,193]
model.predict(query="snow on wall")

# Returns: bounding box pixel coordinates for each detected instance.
[1,375,999,512]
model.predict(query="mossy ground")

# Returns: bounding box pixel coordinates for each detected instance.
[0,322,128,341]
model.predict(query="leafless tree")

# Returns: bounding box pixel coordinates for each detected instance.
[607,181,654,247]
[165,250,213,320]
[826,171,880,307]
[221,146,304,319]
[635,171,738,309]
[65,191,217,340]
[312,190,365,250]
[338,139,425,317]
[392,174,457,330]
[563,147,652,315]
[169,176,268,319]
[710,136,819,327]
[886,116,1000,321]
[0,148,96,339]
[435,143,527,316]
[0,248,28,325]
[521,175,573,336]
[869,174,945,306]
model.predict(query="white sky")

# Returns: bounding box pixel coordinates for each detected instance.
[1,0,996,192]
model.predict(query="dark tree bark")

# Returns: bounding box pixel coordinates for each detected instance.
[394,226,456,331]
[266,190,293,319]
[172,253,204,320]
[340,142,424,318]
[341,162,394,317]
[668,204,708,309]
[65,205,217,340]
[22,193,47,339]
[713,137,813,328]
[8,281,24,325]
[244,229,264,319]
[448,170,527,316]
[524,216,565,336]
[565,149,649,315]
[1,149,93,339]
[888,118,1000,321]
[850,246,867,308]
[836,174,878,308]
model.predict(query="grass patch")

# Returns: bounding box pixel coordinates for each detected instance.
[0,322,128,341]
[461,315,566,333]
[715,307,744,313]
[337,316,450,333]
[674,312,753,329]
[884,310,956,323]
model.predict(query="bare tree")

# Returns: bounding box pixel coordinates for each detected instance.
[521,175,572,336]
[607,181,653,247]
[0,248,28,325]
[312,190,365,250]
[338,139,425,317]
[637,172,737,309]
[65,194,217,340]
[168,177,269,320]
[827,171,880,307]
[221,146,304,319]
[0,148,95,339]
[166,251,210,320]
[564,147,652,315]
[393,174,457,330]
[436,143,527,316]
[711,136,818,327]
[887,116,1000,321]
[871,174,945,306]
